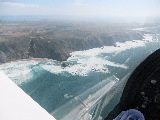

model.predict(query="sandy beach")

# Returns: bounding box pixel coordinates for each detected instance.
[0,58,49,65]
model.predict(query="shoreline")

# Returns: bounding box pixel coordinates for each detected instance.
[0,58,50,66]
[0,33,157,66]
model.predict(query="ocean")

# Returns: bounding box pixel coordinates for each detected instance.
[0,26,160,120]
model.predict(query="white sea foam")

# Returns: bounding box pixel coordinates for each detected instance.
[0,61,39,85]
[0,34,157,78]
[69,34,154,58]
[42,56,128,76]
[43,42,143,76]
[41,34,158,76]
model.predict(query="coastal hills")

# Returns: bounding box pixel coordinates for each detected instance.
[0,21,143,63]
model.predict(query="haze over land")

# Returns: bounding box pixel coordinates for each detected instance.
[0,21,146,63]
[0,0,160,63]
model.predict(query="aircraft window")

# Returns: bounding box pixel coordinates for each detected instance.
[0,0,160,120]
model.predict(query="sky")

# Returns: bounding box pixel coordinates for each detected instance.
[0,0,160,20]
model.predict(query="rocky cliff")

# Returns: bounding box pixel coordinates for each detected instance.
[0,21,143,63]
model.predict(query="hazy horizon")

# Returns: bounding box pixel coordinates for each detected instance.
[0,0,160,23]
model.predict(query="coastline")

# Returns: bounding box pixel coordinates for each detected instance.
[0,58,49,66]
[1,33,157,66]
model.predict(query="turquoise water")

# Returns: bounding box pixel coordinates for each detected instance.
[0,29,160,119]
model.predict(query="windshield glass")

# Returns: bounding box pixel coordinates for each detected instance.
[0,0,160,120]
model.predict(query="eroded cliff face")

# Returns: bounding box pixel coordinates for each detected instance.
[0,21,143,63]
[0,38,30,63]
[0,36,113,62]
